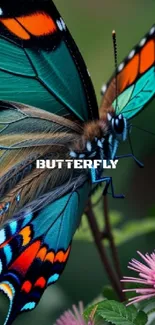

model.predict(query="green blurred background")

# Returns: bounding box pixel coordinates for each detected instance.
[1,1,155,324]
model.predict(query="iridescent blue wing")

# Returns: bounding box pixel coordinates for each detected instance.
[100,25,155,119]
[0,0,98,121]
[0,179,90,325]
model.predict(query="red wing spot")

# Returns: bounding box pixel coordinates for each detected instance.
[10,241,41,276]
[34,277,46,288]
[140,40,155,73]
[0,12,57,40]
[21,280,32,293]
[118,54,139,92]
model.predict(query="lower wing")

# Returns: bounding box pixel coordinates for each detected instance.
[0,177,90,325]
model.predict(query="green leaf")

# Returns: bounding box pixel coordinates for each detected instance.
[84,303,106,325]
[97,300,138,325]
[134,311,148,325]
[113,218,155,246]
[85,300,147,325]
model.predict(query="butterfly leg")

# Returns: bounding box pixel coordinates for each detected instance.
[90,167,125,198]
[115,154,144,168]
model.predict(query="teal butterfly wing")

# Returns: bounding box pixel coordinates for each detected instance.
[0,0,98,121]
[0,179,90,325]
[0,1,99,323]
[100,25,155,119]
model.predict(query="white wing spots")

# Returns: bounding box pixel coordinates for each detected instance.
[128,49,135,59]
[118,62,125,72]
[0,8,3,15]
[101,84,107,95]
[56,18,66,31]
[60,18,66,30]
[56,20,63,31]
[150,26,155,35]
[139,37,146,47]
[87,69,91,77]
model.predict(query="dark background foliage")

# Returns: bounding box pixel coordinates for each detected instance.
[0,1,155,324]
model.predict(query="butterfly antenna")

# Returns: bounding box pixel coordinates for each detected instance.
[112,30,119,109]
[132,125,155,137]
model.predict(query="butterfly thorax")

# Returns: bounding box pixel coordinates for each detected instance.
[69,111,128,162]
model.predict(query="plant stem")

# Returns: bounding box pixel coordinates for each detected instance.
[103,196,124,290]
[85,199,125,302]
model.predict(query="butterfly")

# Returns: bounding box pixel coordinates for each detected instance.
[0,0,154,323]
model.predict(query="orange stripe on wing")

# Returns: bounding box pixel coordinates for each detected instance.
[0,18,30,39]
[140,40,155,73]
[17,12,57,37]
[0,12,57,40]
[118,54,139,92]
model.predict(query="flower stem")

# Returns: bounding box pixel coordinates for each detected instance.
[85,199,125,302]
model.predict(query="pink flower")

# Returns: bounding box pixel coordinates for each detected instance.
[54,302,95,325]
[122,251,155,305]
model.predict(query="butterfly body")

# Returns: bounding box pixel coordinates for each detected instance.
[0,0,154,324]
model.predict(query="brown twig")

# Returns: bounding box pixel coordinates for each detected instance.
[85,199,125,302]
[103,196,124,289]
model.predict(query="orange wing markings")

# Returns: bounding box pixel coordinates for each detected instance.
[140,40,155,74]
[17,12,57,36]
[118,54,139,93]
[45,246,71,264]
[19,226,32,246]
[54,246,71,263]
[45,251,55,263]
[0,12,57,40]
[0,18,30,40]
[37,247,47,261]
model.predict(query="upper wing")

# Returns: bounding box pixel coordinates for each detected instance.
[100,25,155,119]
[0,100,83,224]
[0,178,90,325]
[0,0,98,121]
